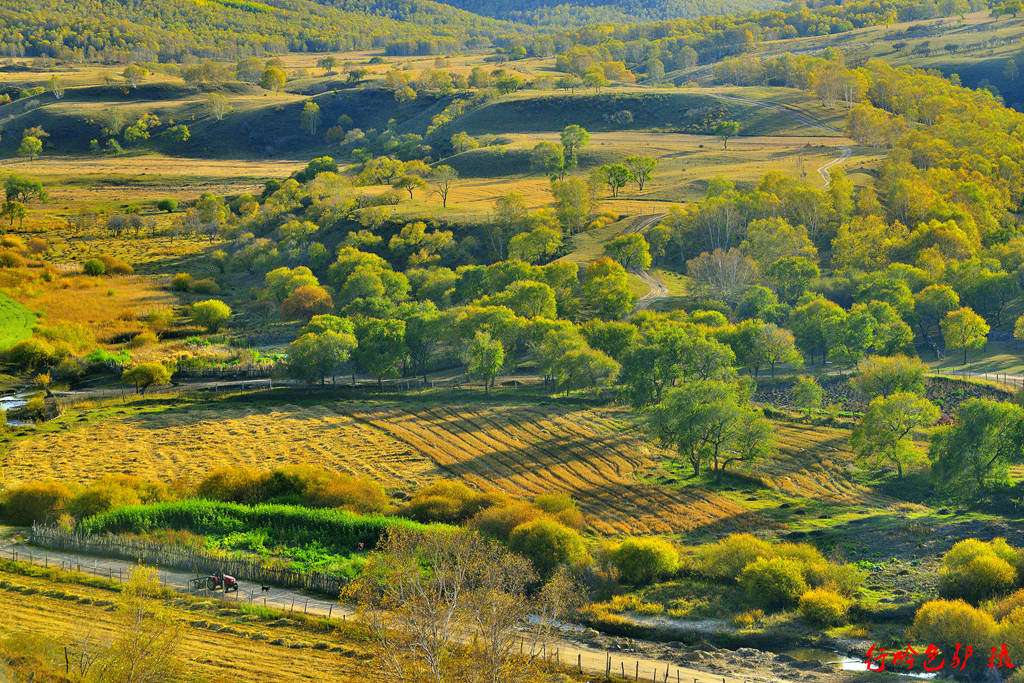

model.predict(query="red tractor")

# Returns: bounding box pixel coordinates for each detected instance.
[205,571,238,593]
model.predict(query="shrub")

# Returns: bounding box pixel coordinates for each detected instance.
[1,481,73,525]
[157,198,178,213]
[940,538,1020,603]
[610,537,678,585]
[798,588,851,626]
[4,338,58,371]
[97,255,133,275]
[196,467,269,505]
[693,533,773,580]
[739,557,809,609]
[534,492,585,528]
[1001,608,1024,666]
[189,299,231,332]
[508,519,588,578]
[82,258,106,275]
[171,273,193,291]
[121,363,172,394]
[470,501,544,541]
[303,475,390,514]
[26,238,47,254]
[34,322,95,351]
[912,599,998,651]
[990,589,1024,620]
[0,249,26,268]
[400,481,493,524]
[67,482,142,519]
[189,278,220,294]
[128,330,158,348]
[280,284,333,320]
[1,235,25,249]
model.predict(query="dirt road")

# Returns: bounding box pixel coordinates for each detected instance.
[0,541,786,682]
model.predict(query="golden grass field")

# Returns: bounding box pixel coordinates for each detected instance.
[0,566,369,682]
[2,398,877,536]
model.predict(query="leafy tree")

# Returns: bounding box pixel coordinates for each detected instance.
[207,93,232,121]
[508,227,562,264]
[767,256,820,304]
[687,248,757,306]
[353,317,406,387]
[121,363,171,395]
[280,285,334,320]
[404,307,443,383]
[392,174,426,199]
[2,201,26,227]
[649,379,772,479]
[582,258,636,319]
[189,299,231,331]
[599,163,633,198]
[914,284,959,356]
[789,296,845,365]
[740,218,816,272]
[791,375,823,416]
[552,347,619,395]
[121,65,147,88]
[941,307,990,364]
[17,136,42,161]
[450,131,479,153]
[261,66,286,93]
[5,174,46,204]
[463,331,504,392]
[559,124,589,171]
[610,537,677,585]
[508,519,588,578]
[760,323,802,377]
[531,141,564,179]
[930,399,1024,496]
[603,234,651,269]
[300,100,321,136]
[431,165,458,208]
[624,156,657,191]
[851,392,939,478]
[550,178,591,234]
[287,329,357,384]
[713,120,740,149]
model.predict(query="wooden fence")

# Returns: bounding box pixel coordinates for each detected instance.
[29,525,347,596]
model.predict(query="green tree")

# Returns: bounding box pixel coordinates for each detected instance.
[850,354,927,398]
[599,164,633,198]
[463,331,504,392]
[552,347,620,395]
[431,165,457,208]
[207,93,232,121]
[941,307,990,364]
[392,174,426,199]
[791,375,823,416]
[788,296,845,365]
[508,519,588,578]
[531,141,565,179]
[624,155,657,191]
[121,64,147,88]
[353,317,406,387]
[930,399,1024,495]
[610,537,677,585]
[287,329,357,385]
[550,177,591,234]
[768,256,820,304]
[713,120,740,149]
[851,392,939,478]
[914,284,960,356]
[649,379,773,479]
[603,234,651,269]
[5,174,46,203]
[121,363,172,395]
[300,100,321,136]
[559,124,590,172]
[17,136,42,161]
[582,258,637,319]
[189,299,231,331]
[404,307,443,383]
[261,66,286,93]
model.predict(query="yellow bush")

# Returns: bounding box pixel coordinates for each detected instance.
[470,501,544,541]
[303,475,390,514]
[97,254,133,275]
[401,480,492,523]
[739,557,808,609]
[2,481,74,525]
[508,519,589,577]
[798,588,851,626]
[732,609,765,628]
[67,482,142,519]
[610,537,678,585]
[989,589,1024,620]
[912,599,998,651]
[129,331,158,348]
[693,533,773,580]
[171,273,193,291]
[604,594,664,615]
[1000,607,1024,664]
[941,554,1018,603]
[196,467,269,504]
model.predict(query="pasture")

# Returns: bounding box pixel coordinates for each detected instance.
[0,293,35,350]
[1,393,881,538]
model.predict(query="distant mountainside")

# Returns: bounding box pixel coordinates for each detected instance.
[425,0,778,24]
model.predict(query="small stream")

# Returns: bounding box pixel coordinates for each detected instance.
[0,393,32,426]
[785,648,938,678]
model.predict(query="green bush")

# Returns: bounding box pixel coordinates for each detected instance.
[79,500,443,555]
[739,557,809,609]
[470,501,544,541]
[82,258,106,276]
[157,198,178,213]
[798,588,851,626]
[189,278,220,294]
[508,519,588,578]
[912,599,998,651]
[1,481,73,525]
[610,537,678,585]
[171,273,193,291]
[4,337,59,372]
[189,299,231,332]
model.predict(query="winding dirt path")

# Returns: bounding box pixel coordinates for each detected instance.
[0,542,777,682]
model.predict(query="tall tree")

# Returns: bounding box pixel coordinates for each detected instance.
[559,124,590,171]
[464,331,504,392]
[851,392,939,479]
[941,307,989,364]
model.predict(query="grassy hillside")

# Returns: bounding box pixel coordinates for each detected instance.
[0,294,35,351]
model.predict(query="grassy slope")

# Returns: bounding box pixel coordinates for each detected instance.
[0,293,35,351]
